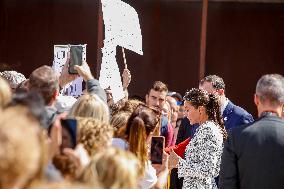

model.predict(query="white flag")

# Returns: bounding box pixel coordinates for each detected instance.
[99,0,143,103]
[53,44,86,98]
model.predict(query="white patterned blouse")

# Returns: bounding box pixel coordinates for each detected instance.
[178,121,224,189]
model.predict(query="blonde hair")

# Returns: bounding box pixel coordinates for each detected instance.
[110,111,131,138]
[69,94,109,123]
[80,148,140,189]
[52,154,77,180]
[111,99,144,116]
[0,106,43,188]
[0,76,12,109]
[29,180,96,189]
[77,117,113,157]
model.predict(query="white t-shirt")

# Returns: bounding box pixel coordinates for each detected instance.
[138,161,157,189]
[111,138,128,150]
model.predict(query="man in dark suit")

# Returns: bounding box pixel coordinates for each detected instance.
[219,74,284,189]
[199,75,254,187]
[199,75,254,130]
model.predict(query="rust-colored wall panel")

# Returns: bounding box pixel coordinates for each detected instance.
[206,2,284,117]
[1,1,284,117]
[0,0,99,77]
[121,1,202,97]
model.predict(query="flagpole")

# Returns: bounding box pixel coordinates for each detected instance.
[122,47,127,69]
[96,1,104,78]
[199,0,208,80]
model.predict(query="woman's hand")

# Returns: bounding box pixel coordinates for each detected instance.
[59,52,78,87]
[122,69,131,90]
[169,149,179,169]
[152,151,169,174]
[74,62,94,81]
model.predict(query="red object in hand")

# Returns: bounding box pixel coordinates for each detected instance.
[164,137,190,159]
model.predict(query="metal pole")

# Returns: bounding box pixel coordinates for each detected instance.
[96,1,103,78]
[199,0,208,80]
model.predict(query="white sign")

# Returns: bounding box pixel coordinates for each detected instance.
[102,0,143,55]
[53,44,87,98]
[100,0,143,103]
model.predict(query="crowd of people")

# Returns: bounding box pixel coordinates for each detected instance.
[0,58,283,189]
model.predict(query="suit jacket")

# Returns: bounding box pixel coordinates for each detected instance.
[219,113,284,189]
[223,100,254,131]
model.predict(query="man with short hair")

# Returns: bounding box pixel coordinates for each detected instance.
[29,65,61,128]
[199,75,254,188]
[29,65,59,106]
[219,74,284,189]
[146,81,168,111]
[146,81,173,146]
[199,75,254,131]
[29,62,106,128]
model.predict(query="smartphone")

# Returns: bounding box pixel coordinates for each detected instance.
[150,136,165,164]
[69,45,83,74]
[61,119,77,150]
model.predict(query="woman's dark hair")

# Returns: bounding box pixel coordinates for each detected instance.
[125,105,160,175]
[183,88,227,140]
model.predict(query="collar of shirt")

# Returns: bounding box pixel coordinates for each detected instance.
[221,98,229,114]
[260,111,279,117]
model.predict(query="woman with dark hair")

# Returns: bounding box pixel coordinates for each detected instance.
[169,88,227,189]
[125,105,169,189]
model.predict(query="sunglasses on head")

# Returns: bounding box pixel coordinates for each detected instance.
[177,101,183,106]
[136,104,162,117]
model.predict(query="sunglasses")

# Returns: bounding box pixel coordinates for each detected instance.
[177,101,183,106]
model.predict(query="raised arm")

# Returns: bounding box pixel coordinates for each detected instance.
[74,62,107,103]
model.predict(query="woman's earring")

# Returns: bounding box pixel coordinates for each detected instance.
[199,108,203,117]
[198,108,202,124]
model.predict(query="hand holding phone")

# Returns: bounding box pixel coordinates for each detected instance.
[169,149,179,169]
[150,136,165,164]
[69,45,83,74]
[73,61,94,81]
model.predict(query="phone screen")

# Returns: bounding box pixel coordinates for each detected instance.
[61,119,77,150]
[69,45,83,74]
[150,136,165,164]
